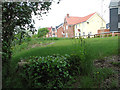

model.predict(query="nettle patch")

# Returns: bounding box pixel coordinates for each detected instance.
[19,54,85,88]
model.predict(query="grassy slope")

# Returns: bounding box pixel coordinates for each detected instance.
[85,36,118,60]
[9,36,118,88]
[11,37,118,69]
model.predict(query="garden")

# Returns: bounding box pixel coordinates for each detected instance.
[3,35,119,88]
[2,2,119,88]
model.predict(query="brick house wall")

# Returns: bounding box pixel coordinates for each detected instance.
[57,26,64,38]
[98,29,110,34]
[46,27,52,38]
[63,17,75,38]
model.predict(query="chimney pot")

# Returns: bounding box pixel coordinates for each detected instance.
[67,14,69,17]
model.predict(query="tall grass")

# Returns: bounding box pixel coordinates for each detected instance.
[7,36,118,88]
[11,37,118,69]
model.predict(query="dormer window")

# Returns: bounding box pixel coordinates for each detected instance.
[87,22,89,24]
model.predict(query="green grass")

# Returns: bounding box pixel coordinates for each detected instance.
[8,36,119,88]
[12,37,118,67]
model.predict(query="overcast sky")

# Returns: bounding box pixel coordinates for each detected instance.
[33,0,111,29]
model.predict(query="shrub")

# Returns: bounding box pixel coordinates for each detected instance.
[38,28,49,38]
[32,34,38,38]
[20,54,71,88]
[67,54,83,75]
[104,34,107,37]
[115,34,118,36]
[44,37,60,40]
[25,37,31,42]
[97,35,100,38]
[108,34,112,37]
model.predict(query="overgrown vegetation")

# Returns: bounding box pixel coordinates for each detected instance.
[20,54,71,88]
[2,1,53,81]
[3,35,118,88]
[38,28,49,38]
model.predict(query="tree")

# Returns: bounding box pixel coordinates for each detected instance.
[2,1,61,78]
[38,28,49,37]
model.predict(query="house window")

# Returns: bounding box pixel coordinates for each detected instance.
[83,32,85,35]
[69,25,71,27]
[66,33,68,37]
[89,32,92,35]
[118,7,120,14]
[64,27,65,30]
[76,25,77,28]
[52,28,55,31]
[79,24,80,27]
[76,33,77,36]
[87,22,89,24]
[66,25,68,30]
[79,33,81,36]
[118,23,120,28]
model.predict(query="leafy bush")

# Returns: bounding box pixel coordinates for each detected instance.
[24,37,31,42]
[38,28,49,38]
[39,37,69,40]
[12,42,28,55]
[32,34,38,38]
[115,34,118,36]
[97,35,100,38]
[108,34,112,37]
[67,54,83,75]
[104,34,107,37]
[43,37,61,40]
[20,54,71,88]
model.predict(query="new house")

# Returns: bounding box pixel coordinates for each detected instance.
[46,27,52,38]
[57,12,106,38]
[74,12,106,38]
[56,23,64,38]
[46,27,57,38]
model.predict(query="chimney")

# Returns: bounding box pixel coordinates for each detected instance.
[67,14,69,18]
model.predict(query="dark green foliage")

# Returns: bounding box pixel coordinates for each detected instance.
[92,68,115,86]
[97,35,100,38]
[43,37,61,40]
[115,34,118,36]
[104,34,107,37]
[108,34,112,37]
[20,54,71,88]
[41,37,69,40]
[24,36,31,42]
[38,28,49,38]
[19,52,88,88]
[32,34,38,38]
[67,54,83,75]
[2,1,52,79]
[80,76,94,88]
[111,62,120,67]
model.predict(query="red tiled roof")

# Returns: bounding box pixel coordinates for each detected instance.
[65,12,96,25]
[46,27,52,31]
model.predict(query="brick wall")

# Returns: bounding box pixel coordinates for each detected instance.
[98,29,110,34]
[63,20,74,38]
[57,26,64,38]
